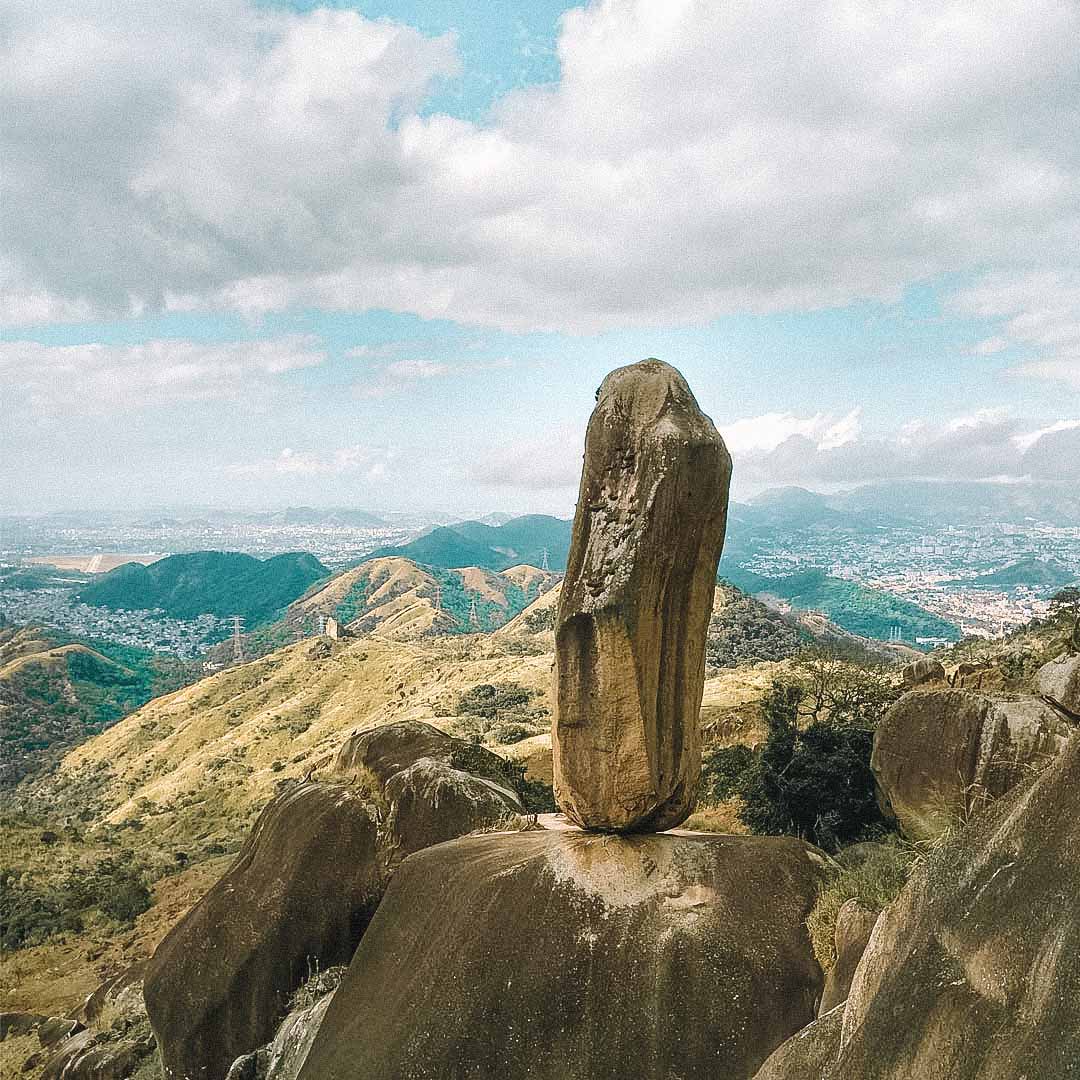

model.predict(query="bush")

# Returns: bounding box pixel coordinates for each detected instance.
[447,744,556,815]
[455,682,534,720]
[805,839,916,969]
[739,681,888,852]
[98,873,152,923]
[698,744,756,804]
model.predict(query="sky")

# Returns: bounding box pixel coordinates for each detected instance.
[2,0,1079,515]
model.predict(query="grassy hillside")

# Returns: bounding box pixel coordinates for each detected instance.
[371,515,572,571]
[722,567,960,644]
[0,624,197,788]
[77,551,329,625]
[0,629,796,1017]
[287,557,558,639]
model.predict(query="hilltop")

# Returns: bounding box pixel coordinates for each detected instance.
[721,566,960,644]
[288,557,558,639]
[77,551,329,626]
[949,556,1077,595]
[0,624,194,788]
[370,514,572,571]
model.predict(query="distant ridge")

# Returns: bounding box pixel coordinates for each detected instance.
[77,550,329,625]
[368,514,572,571]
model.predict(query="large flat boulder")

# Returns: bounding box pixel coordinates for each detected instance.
[145,782,383,1080]
[872,690,1070,839]
[1035,652,1080,718]
[831,732,1080,1078]
[554,360,732,832]
[297,829,827,1080]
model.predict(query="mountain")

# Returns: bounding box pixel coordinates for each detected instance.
[951,557,1078,595]
[721,566,960,644]
[834,480,1080,526]
[77,551,329,625]
[0,623,193,787]
[369,515,572,571]
[287,557,559,639]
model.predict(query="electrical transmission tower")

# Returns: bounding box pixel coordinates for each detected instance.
[433,582,442,612]
[317,613,327,635]
[231,615,245,661]
[468,594,480,630]
[540,547,550,572]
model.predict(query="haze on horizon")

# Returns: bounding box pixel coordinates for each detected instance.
[2,0,1079,516]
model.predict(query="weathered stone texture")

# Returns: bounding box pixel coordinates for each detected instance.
[298,829,827,1080]
[554,359,732,832]
[872,689,1070,839]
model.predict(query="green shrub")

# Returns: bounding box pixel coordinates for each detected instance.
[739,681,887,852]
[455,682,534,720]
[698,744,756,804]
[98,873,152,923]
[806,839,916,969]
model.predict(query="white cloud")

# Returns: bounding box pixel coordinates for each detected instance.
[4,1,1080,332]
[720,408,861,455]
[734,407,1079,487]
[225,444,393,478]
[950,271,1080,390]
[352,355,512,398]
[0,336,325,414]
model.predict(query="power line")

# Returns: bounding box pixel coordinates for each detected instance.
[231,615,245,661]
[540,547,550,572]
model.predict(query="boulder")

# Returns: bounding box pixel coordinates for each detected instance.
[40,1030,145,1080]
[554,360,732,832]
[752,1004,843,1080]
[832,732,1080,1078]
[382,758,523,864]
[333,718,496,785]
[818,900,879,1015]
[872,690,1070,839]
[38,1017,84,1048]
[901,657,945,688]
[145,781,383,1080]
[1034,652,1080,718]
[0,1012,46,1041]
[297,829,827,1080]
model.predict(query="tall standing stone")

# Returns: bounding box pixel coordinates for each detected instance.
[553,359,732,832]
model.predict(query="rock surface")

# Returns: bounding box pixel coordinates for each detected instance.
[0,1012,45,1041]
[145,724,527,1080]
[297,829,826,1080]
[832,732,1080,1078]
[553,359,732,832]
[818,900,879,1015]
[901,657,945,688]
[1035,651,1080,718]
[145,781,383,1080]
[752,1004,843,1080]
[872,689,1070,839]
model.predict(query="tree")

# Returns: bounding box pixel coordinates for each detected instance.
[739,680,887,852]
[1050,587,1080,651]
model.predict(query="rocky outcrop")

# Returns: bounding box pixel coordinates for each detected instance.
[145,723,526,1080]
[872,689,1070,839]
[145,782,383,1080]
[553,359,732,832]
[1035,652,1080,718]
[752,1004,844,1080]
[225,968,344,1080]
[297,829,827,1080]
[40,1030,147,1080]
[0,1012,46,1040]
[831,732,1080,1078]
[901,657,945,688]
[818,900,879,1015]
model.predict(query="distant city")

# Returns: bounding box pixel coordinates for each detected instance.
[2,486,1078,655]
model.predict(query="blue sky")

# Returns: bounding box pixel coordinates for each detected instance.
[2,1,1078,513]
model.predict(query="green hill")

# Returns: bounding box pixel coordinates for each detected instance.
[954,557,1077,595]
[721,567,960,645]
[77,551,329,625]
[370,515,572,571]
[0,624,197,787]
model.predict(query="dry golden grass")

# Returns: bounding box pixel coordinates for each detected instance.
[682,798,751,834]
